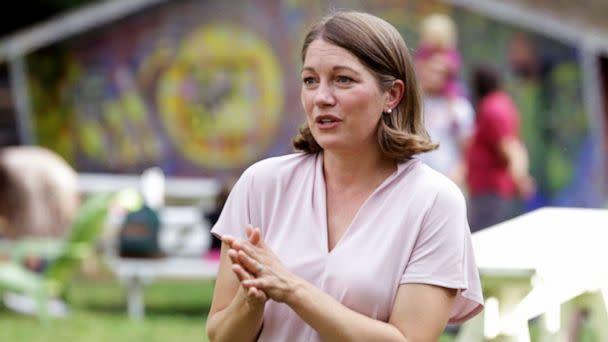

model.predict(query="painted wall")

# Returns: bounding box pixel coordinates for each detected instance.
[25,0,603,206]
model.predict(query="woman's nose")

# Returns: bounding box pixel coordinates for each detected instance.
[313,82,336,107]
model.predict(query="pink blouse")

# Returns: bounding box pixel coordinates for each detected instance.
[212,153,483,341]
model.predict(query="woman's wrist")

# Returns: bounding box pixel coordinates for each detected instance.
[284,275,308,308]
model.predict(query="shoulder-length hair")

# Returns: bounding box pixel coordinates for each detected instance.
[293,11,437,161]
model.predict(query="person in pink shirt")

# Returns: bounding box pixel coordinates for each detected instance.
[466,64,535,232]
[207,11,483,342]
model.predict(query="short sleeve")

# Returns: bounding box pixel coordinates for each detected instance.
[210,168,254,241]
[479,96,517,146]
[401,183,484,323]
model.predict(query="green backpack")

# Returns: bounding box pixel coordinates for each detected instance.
[118,205,163,258]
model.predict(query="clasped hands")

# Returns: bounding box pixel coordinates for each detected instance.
[222,224,297,306]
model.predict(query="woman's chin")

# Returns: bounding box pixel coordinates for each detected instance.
[315,140,350,153]
[315,138,339,150]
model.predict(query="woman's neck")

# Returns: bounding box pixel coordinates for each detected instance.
[322,148,396,189]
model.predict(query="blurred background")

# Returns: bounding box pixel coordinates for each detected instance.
[0,0,606,341]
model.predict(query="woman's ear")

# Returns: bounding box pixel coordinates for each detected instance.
[385,79,405,111]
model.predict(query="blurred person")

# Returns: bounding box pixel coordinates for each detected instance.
[466,64,535,232]
[206,11,483,342]
[0,146,79,240]
[415,13,464,98]
[417,54,474,188]
[508,32,540,81]
[416,29,474,189]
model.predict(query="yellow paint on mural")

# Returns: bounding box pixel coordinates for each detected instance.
[158,24,284,169]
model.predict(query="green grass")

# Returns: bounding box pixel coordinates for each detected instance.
[1,267,597,342]
[1,270,215,342]
[0,267,455,342]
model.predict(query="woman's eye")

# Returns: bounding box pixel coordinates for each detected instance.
[336,75,354,84]
[302,77,316,85]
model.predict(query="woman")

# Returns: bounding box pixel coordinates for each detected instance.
[415,14,474,191]
[207,11,483,341]
[466,64,535,232]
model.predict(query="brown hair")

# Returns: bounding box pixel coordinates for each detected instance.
[293,11,437,161]
[471,64,501,108]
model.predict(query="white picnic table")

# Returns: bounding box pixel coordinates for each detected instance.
[105,256,219,320]
[456,207,608,342]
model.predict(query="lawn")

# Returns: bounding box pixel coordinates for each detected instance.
[0,266,456,342]
[4,265,595,342]
[1,268,215,342]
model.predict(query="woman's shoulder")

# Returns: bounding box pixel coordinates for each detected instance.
[397,160,468,227]
[247,152,312,172]
[406,159,466,203]
[243,152,315,183]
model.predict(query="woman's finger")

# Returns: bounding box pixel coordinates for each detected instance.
[232,265,267,301]
[252,227,265,247]
[237,239,259,256]
[247,225,260,245]
[251,287,267,301]
[231,263,255,282]
[242,278,265,289]
[245,226,253,244]
[247,287,262,302]
[231,263,248,282]
[227,248,240,265]
[237,249,264,275]
[231,238,249,251]
[248,286,263,298]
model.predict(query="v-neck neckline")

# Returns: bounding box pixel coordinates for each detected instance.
[316,153,411,255]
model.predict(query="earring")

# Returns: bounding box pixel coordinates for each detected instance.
[384,108,393,114]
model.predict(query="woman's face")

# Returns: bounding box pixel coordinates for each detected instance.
[301,39,388,153]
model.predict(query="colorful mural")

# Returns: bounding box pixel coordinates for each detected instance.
[28,0,298,178]
[25,0,603,206]
[157,25,283,169]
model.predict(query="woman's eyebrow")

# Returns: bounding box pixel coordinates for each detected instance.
[300,65,361,74]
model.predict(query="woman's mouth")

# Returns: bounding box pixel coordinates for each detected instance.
[315,115,341,129]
